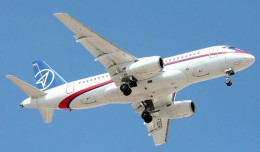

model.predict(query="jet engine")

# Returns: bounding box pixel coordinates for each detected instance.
[159,100,195,119]
[125,56,164,75]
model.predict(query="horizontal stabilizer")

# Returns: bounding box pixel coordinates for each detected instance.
[6,75,46,98]
[39,109,54,123]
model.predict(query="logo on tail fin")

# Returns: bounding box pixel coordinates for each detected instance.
[35,69,55,90]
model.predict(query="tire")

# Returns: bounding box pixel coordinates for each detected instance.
[141,111,150,119]
[144,115,153,123]
[120,84,129,92]
[141,111,153,123]
[123,88,132,96]
[226,81,232,86]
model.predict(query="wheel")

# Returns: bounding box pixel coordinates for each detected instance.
[141,111,153,123]
[144,115,153,123]
[120,84,129,92]
[225,78,232,86]
[141,111,150,119]
[123,88,132,96]
[230,70,235,76]
[120,84,132,96]
[226,81,232,86]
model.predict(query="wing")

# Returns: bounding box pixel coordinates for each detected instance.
[54,13,138,85]
[131,93,176,146]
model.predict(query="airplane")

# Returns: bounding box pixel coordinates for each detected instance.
[6,13,255,146]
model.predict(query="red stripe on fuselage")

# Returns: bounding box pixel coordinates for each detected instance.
[234,50,250,54]
[59,80,113,110]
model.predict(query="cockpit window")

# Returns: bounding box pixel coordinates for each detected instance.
[228,46,237,50]
[223,46,237,50]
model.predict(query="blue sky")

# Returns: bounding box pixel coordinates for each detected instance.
[1,0,259,152]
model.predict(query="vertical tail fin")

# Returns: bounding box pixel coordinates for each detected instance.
[32,60,66,91]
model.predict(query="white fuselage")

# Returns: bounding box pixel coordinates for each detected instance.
[21,45,255,110]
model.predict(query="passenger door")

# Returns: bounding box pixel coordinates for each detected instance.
[66,82,74,94]
[209,47,218,58]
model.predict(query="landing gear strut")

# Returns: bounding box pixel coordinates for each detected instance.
[141,100,155,123]
[225,68,235,87]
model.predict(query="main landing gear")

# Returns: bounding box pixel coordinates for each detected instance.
[141,100,155,123]
[225,68,235,87]
[120,83,132,96]
[141,111,153,123]
[120,77,137,96]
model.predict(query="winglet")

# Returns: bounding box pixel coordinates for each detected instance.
[6,75,47,98]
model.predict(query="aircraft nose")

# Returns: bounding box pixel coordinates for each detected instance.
[245,53,255,66]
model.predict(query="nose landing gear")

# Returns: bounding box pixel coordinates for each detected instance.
[225,68,235,86]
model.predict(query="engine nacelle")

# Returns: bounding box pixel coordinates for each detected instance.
[126,56,164,75]
[159,100,195,119]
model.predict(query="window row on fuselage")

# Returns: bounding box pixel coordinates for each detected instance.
[76,50,206,85]
[164,51,201,63]
[78,74,109,85]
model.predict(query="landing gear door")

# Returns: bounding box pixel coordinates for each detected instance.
[209,47,218,58]
[66,82,74,94]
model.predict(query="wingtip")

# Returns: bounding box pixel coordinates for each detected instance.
[5,75,13,79]
[53,13,69,17]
